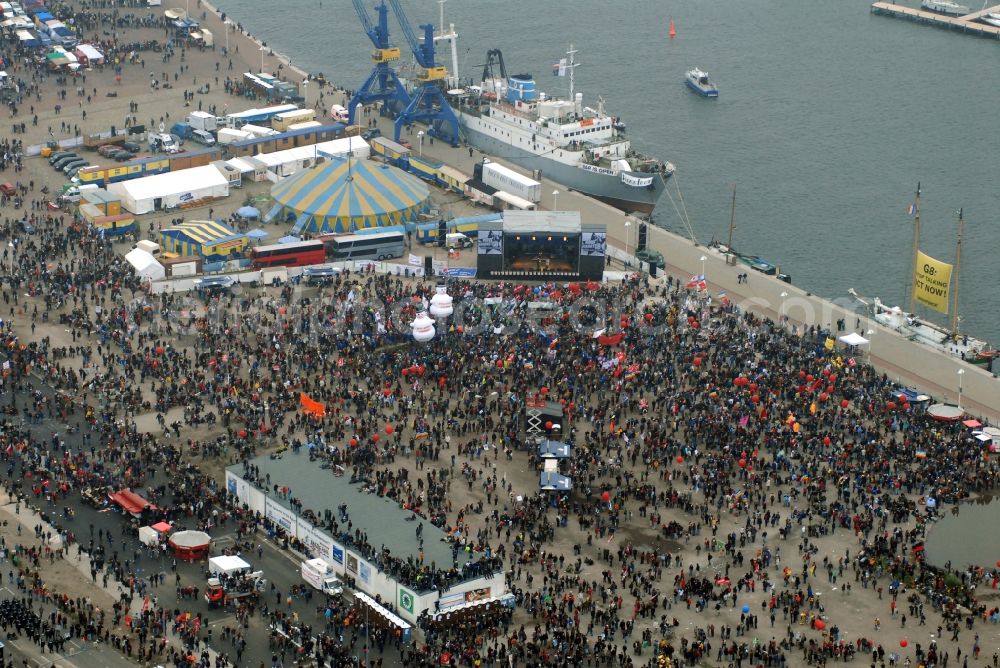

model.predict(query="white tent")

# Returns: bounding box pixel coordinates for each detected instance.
[125,249,165,281]
[837,332,869,347]
[108,165,229,215]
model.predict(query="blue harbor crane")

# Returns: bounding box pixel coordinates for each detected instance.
[348,0,412,125]
[387,0,461,146]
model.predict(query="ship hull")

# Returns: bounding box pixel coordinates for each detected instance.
[459,123,667,214]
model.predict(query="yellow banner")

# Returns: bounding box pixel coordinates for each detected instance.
[912,250,953,314]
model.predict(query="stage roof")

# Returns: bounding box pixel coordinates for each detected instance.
[503,210,581,233]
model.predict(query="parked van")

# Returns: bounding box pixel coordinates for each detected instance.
[191,129,216,146]
[445,232,472,249]
[328,105,349,122]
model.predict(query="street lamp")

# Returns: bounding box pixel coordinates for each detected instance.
[417,130,424,156]
[624,220,632,257]
[259,45,266,73]
[302,80,309,108]
[224,20,230,54]
[957,368,966,410]
[699,255,707,280]
[780,291,788,323]
[552,190,559,211]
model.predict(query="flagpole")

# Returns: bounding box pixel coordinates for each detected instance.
[907,182,921,314]
[951,208,963,336]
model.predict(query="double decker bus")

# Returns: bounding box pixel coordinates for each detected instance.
[250,240,326,268]
[319,231,406,261]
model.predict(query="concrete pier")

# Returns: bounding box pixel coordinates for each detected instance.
[871,2,1000,38]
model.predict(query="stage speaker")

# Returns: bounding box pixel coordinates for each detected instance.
[637,223,648,251]
[424,256,433,275]
[437,220,447,247]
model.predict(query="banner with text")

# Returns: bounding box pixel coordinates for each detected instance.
[912,250,952,314]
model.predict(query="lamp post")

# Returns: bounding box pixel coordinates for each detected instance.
[957,368,966,411]
[259,45,265,73]
[417,130,424,156]
[699,255,707,281]
[224,20,229,54]
[302,80,308,108]
[780,291,788,324]
[624,220,631,257]
[552,189,559,211]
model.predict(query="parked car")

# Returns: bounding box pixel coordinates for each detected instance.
[66,164,90,179]
[0,182,15,197]
[361,128,382,140]
[63,159,89,175]
[98,144,119,158]
[20,221,35,235]
[112,150,134,162]
[635,248,666,269]
[122,141,142,153]
[52,154,80,170]
[48,151,74,165]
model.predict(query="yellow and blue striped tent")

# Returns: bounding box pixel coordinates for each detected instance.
[160,220,249,259]
[269,156,431,234]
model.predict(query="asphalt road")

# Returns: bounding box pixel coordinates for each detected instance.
[1,376,401,668]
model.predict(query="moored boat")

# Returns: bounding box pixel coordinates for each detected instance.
[920,0,970,15]
[981,12,1000,27]
[685,68,719,97]
[451,46,674,215]
[848,184,994,366]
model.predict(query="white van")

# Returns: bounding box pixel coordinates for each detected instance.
[446,232,472,249]
[329,105,349,123]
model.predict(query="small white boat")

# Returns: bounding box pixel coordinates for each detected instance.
[981,12,1000,27]
[685,68,719,98]
[921,0,970,15]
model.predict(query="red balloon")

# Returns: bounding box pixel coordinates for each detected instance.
[887,401,897,410]
[676,455,684,464]
[385,425,395,434]
[540,386,549,395]
[814,619,826,630]
[383,388,392,397]
[749,382,758,392]
[798,370,806,379]
[496,360,504,368]
[822,369,831,377]
[644,313,653,322]
[738,459,747,468]
[372,434,380,442]
[693,357,702,367]
[751,394,760,404]
[601,491,611,502]
[996,560,1000,568]
[840,399,849,409]
[806,374,815,383]
[900,640,908,648]
[902,403,910,411]
[819,393,829,402]
[823,436,832,446]
[545,421,553,430]
[238,430,247,438]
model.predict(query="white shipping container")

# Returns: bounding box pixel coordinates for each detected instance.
[217,128,253,145]
[481,161,541,203]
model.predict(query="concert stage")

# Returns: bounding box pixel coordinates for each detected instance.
[476,211,606,281]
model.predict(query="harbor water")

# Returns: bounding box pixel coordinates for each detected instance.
[222,0,1000,343]
[924,498,1000,570]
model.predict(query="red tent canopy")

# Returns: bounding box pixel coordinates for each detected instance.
[108,489,156,516]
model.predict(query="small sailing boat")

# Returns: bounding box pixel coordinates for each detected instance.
[849,184,995,365]
[668,17,677,39]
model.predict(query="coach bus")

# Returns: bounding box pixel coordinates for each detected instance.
[251,240,326,268]
[320,231,406,261]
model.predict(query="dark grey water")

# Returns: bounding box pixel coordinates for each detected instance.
[221,0,1000,342]
[925,499,1000,569]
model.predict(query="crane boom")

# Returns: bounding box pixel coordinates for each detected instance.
[352,0,375,41]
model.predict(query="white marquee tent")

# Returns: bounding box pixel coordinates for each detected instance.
[125,249,165,281]
[108,165,229,214]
